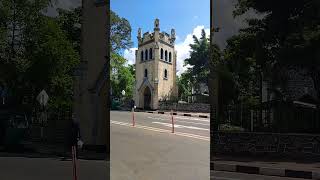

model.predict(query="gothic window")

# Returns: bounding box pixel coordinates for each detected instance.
[164,69,168,79]
[165,50,168,61]
[141,51,144,61]
[169,52,172,62]
[145,49,148,60]
[149,48,153,59]
[160,48,163,59]
[144,69,148,78]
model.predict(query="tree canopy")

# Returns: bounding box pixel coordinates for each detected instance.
[0,0,79,109]
[234,0,320,101]
[110,10,134,100]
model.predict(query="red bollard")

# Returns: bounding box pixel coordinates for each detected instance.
[132,108,135,126]
[171,110,174,133]
[72,146,78,180]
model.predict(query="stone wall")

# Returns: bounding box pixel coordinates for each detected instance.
[159,102,210,113]
[212,131,320,159]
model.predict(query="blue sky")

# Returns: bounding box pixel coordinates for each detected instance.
[111,0,210,74]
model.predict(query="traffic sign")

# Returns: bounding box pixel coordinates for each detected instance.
[37,90,49,107]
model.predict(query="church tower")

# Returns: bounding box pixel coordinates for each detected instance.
[135,19,178,110]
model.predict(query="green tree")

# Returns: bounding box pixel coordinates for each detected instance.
[223,32,260,107]
[177,72,192,102]
[110,10,134,100]
[184,29,210,85]
[25,16,79,109]
[110,10,133,52]
[56,7,81,54]
[0,0,79,109]
[110,53,134,99]
[234,0,320,102]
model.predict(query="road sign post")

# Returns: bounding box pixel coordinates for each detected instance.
[36,90,49,140]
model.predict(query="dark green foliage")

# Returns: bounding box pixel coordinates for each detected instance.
[0,0,79,109]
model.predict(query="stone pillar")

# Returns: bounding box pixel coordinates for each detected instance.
[173,50,178,97]
[74,0,108,147]
[153,20,160,110]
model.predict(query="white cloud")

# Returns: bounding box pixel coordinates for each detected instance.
[175,25,210,76]
[123,48,138,65]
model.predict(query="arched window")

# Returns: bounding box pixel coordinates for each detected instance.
[145,49,148,60]
[144,69,148,78]
[149,48,153,59]
[160,48,163,59]
[165,50,168,61]
[141,51,144,61]
[169,52,172,62]
[164,69,168,79]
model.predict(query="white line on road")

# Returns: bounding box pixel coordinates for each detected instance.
[174,116,210,122]
[111,120,209,141]
[148,116,210,126]
[152,122,209,131]
[211,177,240,180]
[148,117,210,126]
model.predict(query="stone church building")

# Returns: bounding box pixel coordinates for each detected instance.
[134,19,178,110]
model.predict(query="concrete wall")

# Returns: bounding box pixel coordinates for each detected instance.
[212,131,320,159]
[159,102,210,113]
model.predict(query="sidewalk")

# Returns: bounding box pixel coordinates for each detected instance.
[136,109,210,118]
[212,155,320,179]
[0,142,108,161]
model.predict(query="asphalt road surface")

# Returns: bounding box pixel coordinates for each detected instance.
[211,171,309,180]
[111,110,210,180]
[0,156,108,180]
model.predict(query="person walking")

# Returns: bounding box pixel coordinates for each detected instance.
[67,113,82,180]
[70,114,81,157]
[130,99,135,109]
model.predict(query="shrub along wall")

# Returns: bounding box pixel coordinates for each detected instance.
[159,102,210,113]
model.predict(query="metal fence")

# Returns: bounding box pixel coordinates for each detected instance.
[218,101,320,133]
[30,107,72,144]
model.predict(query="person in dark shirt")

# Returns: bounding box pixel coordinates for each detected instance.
[64,113,81,160]
[130,99,135,109]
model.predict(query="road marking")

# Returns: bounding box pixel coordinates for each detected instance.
[148,117,209,126]
[111,120,209,141]
[211,177,240,180]
[174,116,210,122]
[152,122,209,131]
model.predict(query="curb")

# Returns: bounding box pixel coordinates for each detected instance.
[143,111,209,119]
[211,162,320,179]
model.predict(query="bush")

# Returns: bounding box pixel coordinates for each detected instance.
[219,124,245,132]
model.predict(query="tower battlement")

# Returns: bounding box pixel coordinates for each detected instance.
[138,19,176,47]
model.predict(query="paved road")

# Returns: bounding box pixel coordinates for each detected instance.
[0,156,108,180]
[112,110,210,138]
[111,111,209,180]
[211,171,308,180]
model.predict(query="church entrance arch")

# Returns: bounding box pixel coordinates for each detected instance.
[143,86,152,110]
